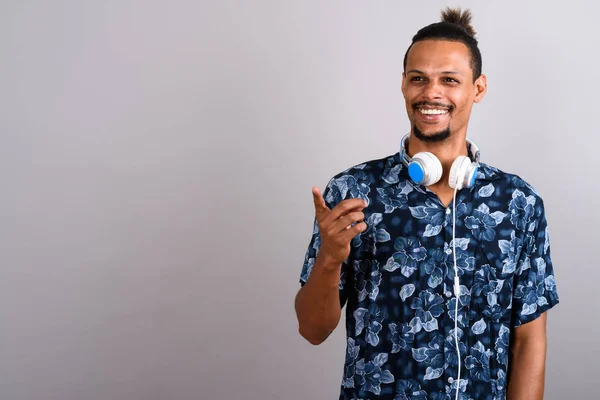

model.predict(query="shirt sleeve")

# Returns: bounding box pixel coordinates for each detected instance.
[299,177,350,307]
[511,199,559,327]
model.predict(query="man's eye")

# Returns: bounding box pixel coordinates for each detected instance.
[411,77,424,82]
[444,77,459,83]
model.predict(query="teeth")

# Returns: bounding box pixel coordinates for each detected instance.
[419,109,448,115]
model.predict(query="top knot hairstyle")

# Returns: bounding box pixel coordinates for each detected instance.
[403,7,482,81]
[440,7,476,37]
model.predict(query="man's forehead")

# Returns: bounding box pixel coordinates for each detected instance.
[405,40,471,74]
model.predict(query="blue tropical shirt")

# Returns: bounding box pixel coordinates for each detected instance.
[299,150,559,400]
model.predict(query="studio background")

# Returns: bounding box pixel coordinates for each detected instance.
[1,1,596,399]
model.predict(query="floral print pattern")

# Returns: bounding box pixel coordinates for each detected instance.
[300,151,559,399]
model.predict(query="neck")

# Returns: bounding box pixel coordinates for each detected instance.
[406,133,469,172]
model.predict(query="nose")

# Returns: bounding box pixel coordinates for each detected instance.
[422,80,444,100]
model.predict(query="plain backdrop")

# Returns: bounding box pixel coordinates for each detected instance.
[1,1,598,399]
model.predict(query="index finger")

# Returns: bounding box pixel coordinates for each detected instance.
[312,187,330,219]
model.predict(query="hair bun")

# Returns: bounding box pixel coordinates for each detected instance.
[441,7,476,37]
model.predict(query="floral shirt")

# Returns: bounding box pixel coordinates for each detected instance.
[299,151,559,400]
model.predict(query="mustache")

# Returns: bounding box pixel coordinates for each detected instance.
[412,101,453,110]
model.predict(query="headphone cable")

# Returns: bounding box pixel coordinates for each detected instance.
[453,186,461,400]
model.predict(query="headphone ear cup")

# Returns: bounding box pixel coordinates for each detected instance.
[409,152,442,186]
[449,156,477,189]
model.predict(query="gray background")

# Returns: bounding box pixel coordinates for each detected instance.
[1,1,596,399]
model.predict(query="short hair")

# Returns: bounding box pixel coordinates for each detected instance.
[403,7,482,81]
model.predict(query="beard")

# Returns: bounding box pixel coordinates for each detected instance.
[411,101,453,143]
[412,123,451,143]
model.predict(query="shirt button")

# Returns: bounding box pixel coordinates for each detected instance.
[446,208,451,215]
[445,248,453,255]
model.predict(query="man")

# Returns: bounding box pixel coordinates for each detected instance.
[295,7,559,400]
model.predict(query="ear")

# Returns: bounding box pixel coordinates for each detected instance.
[473,73,487,103]
[401,72,407,97]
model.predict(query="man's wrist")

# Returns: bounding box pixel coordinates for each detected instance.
[316,252,343,272]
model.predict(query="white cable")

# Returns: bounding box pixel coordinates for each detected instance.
[452,187,461,400]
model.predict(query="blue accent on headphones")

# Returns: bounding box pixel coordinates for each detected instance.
[408,163,425,183]
[470,167,478,187]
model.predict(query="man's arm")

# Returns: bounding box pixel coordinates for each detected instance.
[295,188,366,345]
[507,312,548,400]
[295,254,344,345]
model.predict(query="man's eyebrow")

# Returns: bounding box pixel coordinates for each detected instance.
[441,70,462,75]
[406,69,463,75]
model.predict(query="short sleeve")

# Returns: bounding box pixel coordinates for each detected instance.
[512,200,559,327]
[299,177,350,307]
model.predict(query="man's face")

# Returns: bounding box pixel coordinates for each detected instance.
[402,40,486,142]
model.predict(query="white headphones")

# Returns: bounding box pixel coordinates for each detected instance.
[400,134,481,190]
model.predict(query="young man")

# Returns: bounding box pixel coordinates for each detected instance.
[295,8,559,400]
